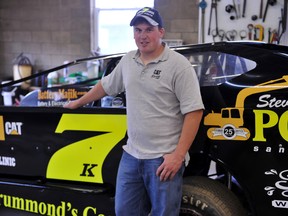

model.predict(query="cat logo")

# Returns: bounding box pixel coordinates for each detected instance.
[0,116,23,141]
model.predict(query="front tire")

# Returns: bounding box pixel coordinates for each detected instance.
[180,176,246,216]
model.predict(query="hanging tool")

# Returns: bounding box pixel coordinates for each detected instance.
[212,29,225,42]
[199,0,208,43]
[236,0,241,19]
[240,30,247,40]
[232,0,239,19]
[242,0,247,17]
[208,0,219,36]
[268,28,272,43]
[278,9,284,38]
[270,29,279,43]
[251,15,258,21]
[283,0,287,33]
[278,1,287,42]
[263,0,277,22]
[225,4,234,13]
[247,24,254,40]
[218,30,225,41]
[225,4,237,20]
[212,29,219,42]
[262,0,269,22]
[254,24,265,41]
[225,30,237,41]
[259,0,263,19]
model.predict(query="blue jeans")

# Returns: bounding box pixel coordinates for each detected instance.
[115,151,184,216]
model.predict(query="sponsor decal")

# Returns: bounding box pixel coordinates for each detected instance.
[38,89,87,101]
[0,156,16,167]
[205,76,288,142]
[5,121,23,135]
[80,164,98,177]
[253,144,286,153]
[207,124,250,140]
[0,116,4,140]
[0,113,126,181]
[206,105,288,142]
[37,88,89,107]
[265,169,288,209]
[205,107,250,141]
[253,109,288,142]
[47,114,127,184]
[0,115,23,141]
[0,193,106,216]
[257,94,288,108]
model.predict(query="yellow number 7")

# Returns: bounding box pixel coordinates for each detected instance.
[46,113,127,184]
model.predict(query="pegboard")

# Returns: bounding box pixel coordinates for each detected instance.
[198,0,286,44]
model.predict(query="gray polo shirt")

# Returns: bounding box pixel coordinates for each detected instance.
[102,45,204,159]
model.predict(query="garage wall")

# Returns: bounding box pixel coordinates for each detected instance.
[0,0,199,81]
[155,0,199,44]
[0,0,91,80]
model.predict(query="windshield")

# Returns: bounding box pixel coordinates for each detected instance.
[183,51,257,87]
[0,50,257,107]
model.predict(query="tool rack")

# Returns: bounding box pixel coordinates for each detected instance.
[198,0,287,44]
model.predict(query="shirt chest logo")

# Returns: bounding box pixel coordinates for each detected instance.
[151,70,162,79]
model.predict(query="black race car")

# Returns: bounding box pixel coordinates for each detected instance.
[0,41,288,216]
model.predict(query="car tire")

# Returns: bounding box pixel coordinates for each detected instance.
[180,176,247,216]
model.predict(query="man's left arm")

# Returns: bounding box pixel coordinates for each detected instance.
[156,109,203,181]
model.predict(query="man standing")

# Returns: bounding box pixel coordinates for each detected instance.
[65,7,204,216]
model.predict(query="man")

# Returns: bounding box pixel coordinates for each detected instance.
[65,7,204,216]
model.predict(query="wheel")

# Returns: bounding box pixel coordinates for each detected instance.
[180,176,247,216]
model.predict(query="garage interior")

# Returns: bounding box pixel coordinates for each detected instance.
[0,1,288,215]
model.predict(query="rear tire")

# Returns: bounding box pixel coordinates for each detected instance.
[180,176,246,216]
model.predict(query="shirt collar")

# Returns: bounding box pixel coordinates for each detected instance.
[133,42,169,65]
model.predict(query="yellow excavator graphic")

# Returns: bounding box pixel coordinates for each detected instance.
[204,75,288,140]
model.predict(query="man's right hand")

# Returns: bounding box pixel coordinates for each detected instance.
[63,100,79,109]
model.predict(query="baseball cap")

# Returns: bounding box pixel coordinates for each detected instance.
[130,7,163,28]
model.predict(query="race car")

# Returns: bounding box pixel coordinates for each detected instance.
[0,41,288,215]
